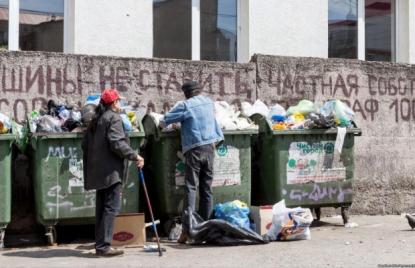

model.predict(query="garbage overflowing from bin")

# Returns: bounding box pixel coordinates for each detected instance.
[146,101,258,131]
[27,93,145,245]
[244,99,356,131]
[249,99,361,226]
[0,112,29,152]
[142,100,258,236]
[27,97,143,134]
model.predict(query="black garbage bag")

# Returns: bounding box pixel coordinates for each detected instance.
[62,118,81,132]
[306,113,336,129]
[81,104,97,126]
[186,210,268,246]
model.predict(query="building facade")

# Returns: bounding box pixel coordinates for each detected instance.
[0,0,414,63]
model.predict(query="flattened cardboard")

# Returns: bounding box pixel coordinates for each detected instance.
[112,213,145,247]
[250,206,273,235]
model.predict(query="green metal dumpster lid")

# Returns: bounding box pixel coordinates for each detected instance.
[0,134,15,140]
[270,128,362,136]
[31,131,145,140]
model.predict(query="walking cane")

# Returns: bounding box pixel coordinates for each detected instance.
[138,169,163,257]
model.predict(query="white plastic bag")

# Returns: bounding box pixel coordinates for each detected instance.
[215,101,238,130]
[268,104,287,118]
[246,100,270,117]
[240,102,253,117]
[266,200,313,241]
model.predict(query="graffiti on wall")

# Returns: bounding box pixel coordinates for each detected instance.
[263,65,415,123]
[0,61,255,122]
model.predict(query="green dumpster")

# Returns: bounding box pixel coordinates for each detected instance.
[251,114,361,224]
[142,115,257,230]
[31,131,144,245]
[0,134,14,248]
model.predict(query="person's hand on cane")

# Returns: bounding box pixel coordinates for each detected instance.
[135,154,145,169]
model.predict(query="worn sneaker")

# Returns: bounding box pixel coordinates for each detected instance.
[96,248,124,257]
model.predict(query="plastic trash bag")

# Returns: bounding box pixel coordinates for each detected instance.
[27,111,40,133]
[240,102,253,117]
[168,222,183,241]
[304,113,335,129]
[85,94,101,106]
[287,100,316,116]
[214,200,251,230]
[62,118,81,132]
[266,200,313,241]
[246,100,270,117]
[81,104,96,126]
[127,111,138,129]
[320,100,355,127]
[12,121,29,152]
[120,114,133,132]
[0,112,12,134]
[71,110,82,122]
[186,210,268,246]
[214,101,256,130]
[268,104,287,118]
[215,101,238,130]
[58,108,71,122]
[36,115,62,133]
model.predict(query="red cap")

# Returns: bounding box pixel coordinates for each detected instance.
[101,88,120,104]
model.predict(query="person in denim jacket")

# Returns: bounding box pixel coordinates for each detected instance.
[161,81,224,243]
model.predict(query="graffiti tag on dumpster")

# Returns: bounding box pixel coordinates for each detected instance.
[45,146,78,162]
[175,145,241,187]
[286,141,346,184]
[282,184,352,203]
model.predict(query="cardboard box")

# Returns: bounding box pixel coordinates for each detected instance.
[250,206,273,235]
[112,213,146,247]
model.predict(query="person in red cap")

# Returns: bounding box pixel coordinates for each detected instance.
[82,88,144,257]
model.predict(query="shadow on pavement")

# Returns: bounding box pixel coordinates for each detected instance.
[311,220,344,228]
[2,249,97,259]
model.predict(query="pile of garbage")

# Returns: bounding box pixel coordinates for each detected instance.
[214,101,257,130]
[243,99,356,130]
[0,112,29,151]
[265,199,313,241]
[29,97,142,134]
[149,101,258,132]
[0,112,12,134]
[173,199,311,245]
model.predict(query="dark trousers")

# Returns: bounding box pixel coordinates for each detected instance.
[182,144,214,233]
[95,182,122,253]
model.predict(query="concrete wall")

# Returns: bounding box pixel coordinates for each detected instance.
[2,51,415,233]
[247,0,328,59]
[64,0,152,58]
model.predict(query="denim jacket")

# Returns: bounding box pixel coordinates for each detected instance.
[163,95,224,153]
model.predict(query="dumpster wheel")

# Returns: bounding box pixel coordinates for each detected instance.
[341,207,349,225]
[45,226,57,246]
[0,228,5,249]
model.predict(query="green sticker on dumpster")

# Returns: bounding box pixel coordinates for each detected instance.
[175,145,241,187]
[286,141,346,185]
